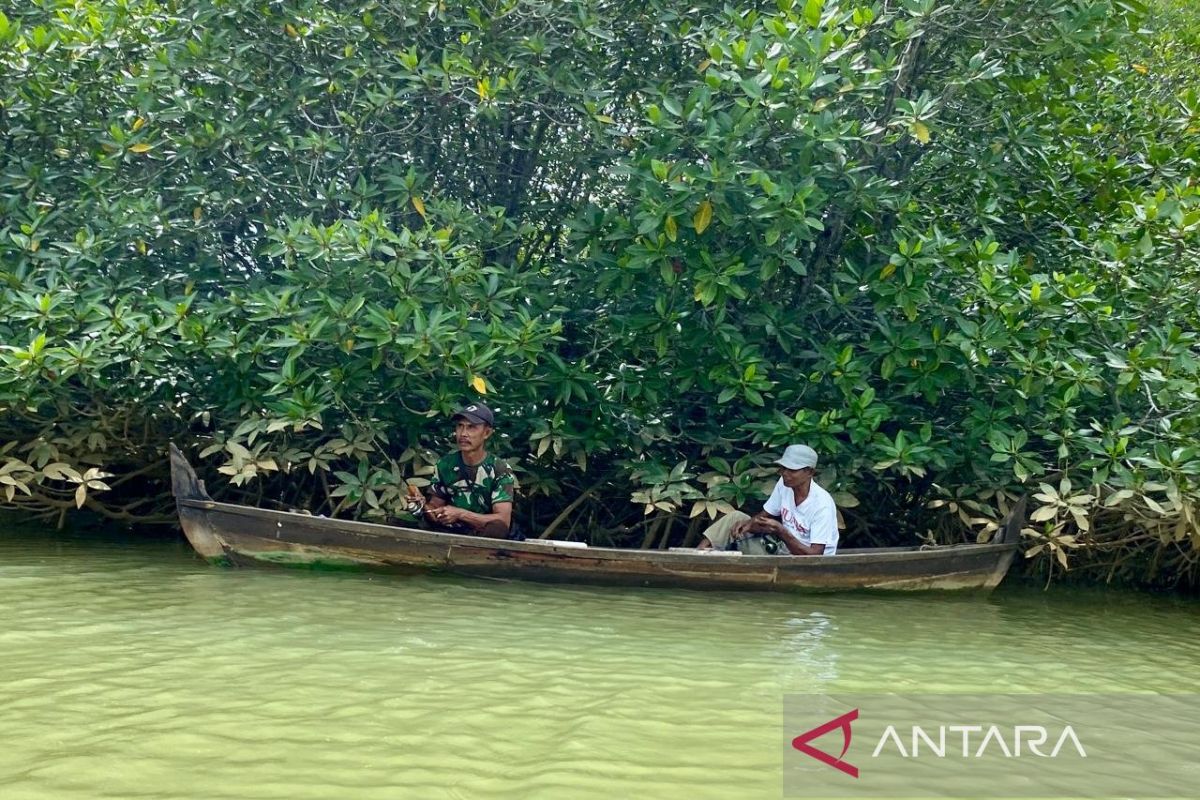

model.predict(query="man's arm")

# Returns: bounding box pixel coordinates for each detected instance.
[799,498,839,556]
[777,527,827,556]
[733,511,779,540]
[738,513,826,555]
[427,502,512,535]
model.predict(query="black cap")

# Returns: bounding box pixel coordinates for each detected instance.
[451,402,494,427]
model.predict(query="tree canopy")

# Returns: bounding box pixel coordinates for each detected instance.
[2,0,1198,586]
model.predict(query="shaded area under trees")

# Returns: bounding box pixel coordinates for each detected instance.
[1,0,1198,587]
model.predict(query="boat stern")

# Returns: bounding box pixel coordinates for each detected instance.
[169,443,228,563]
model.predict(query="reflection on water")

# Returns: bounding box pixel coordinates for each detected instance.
[0,531,1198,799]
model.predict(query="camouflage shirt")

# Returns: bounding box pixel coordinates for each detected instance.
[431,451,515,515]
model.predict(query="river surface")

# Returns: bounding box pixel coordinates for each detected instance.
[1,530,1198,800]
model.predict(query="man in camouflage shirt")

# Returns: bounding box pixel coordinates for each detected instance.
[422,402,516,539]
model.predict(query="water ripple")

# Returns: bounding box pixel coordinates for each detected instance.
[1,532,1198,798]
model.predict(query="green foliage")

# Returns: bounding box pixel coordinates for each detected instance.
[1,0,1198,586]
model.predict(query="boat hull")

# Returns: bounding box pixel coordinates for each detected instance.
[176,499,1018,592]
[171,445,1023,592]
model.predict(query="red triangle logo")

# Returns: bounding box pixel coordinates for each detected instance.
[791,708,859,778]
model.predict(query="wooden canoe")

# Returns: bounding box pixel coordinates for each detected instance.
[170,444,1026,592]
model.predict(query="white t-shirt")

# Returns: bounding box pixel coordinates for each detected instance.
[762,479,839,555]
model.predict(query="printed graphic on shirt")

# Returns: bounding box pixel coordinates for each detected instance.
[780,506,809,540]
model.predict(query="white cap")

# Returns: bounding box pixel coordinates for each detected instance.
[774,444,818,470]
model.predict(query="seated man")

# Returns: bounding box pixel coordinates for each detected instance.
[410,402,517,539]
[697,444,838,555]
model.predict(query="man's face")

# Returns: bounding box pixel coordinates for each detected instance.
[779,466,814,489]
[454,419,492,452]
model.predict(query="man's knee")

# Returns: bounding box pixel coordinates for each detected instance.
[700,510,751,550]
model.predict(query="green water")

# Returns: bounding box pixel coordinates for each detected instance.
[1,532,1198,800]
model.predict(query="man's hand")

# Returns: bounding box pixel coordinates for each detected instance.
[730,517,752,542]
[404,491,427,515]
[724,513,772,544]
[752,517,778,534]
[734,513,782,537]
[427,505,463,525]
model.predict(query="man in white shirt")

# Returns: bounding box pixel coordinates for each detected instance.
[696,444,839,555]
